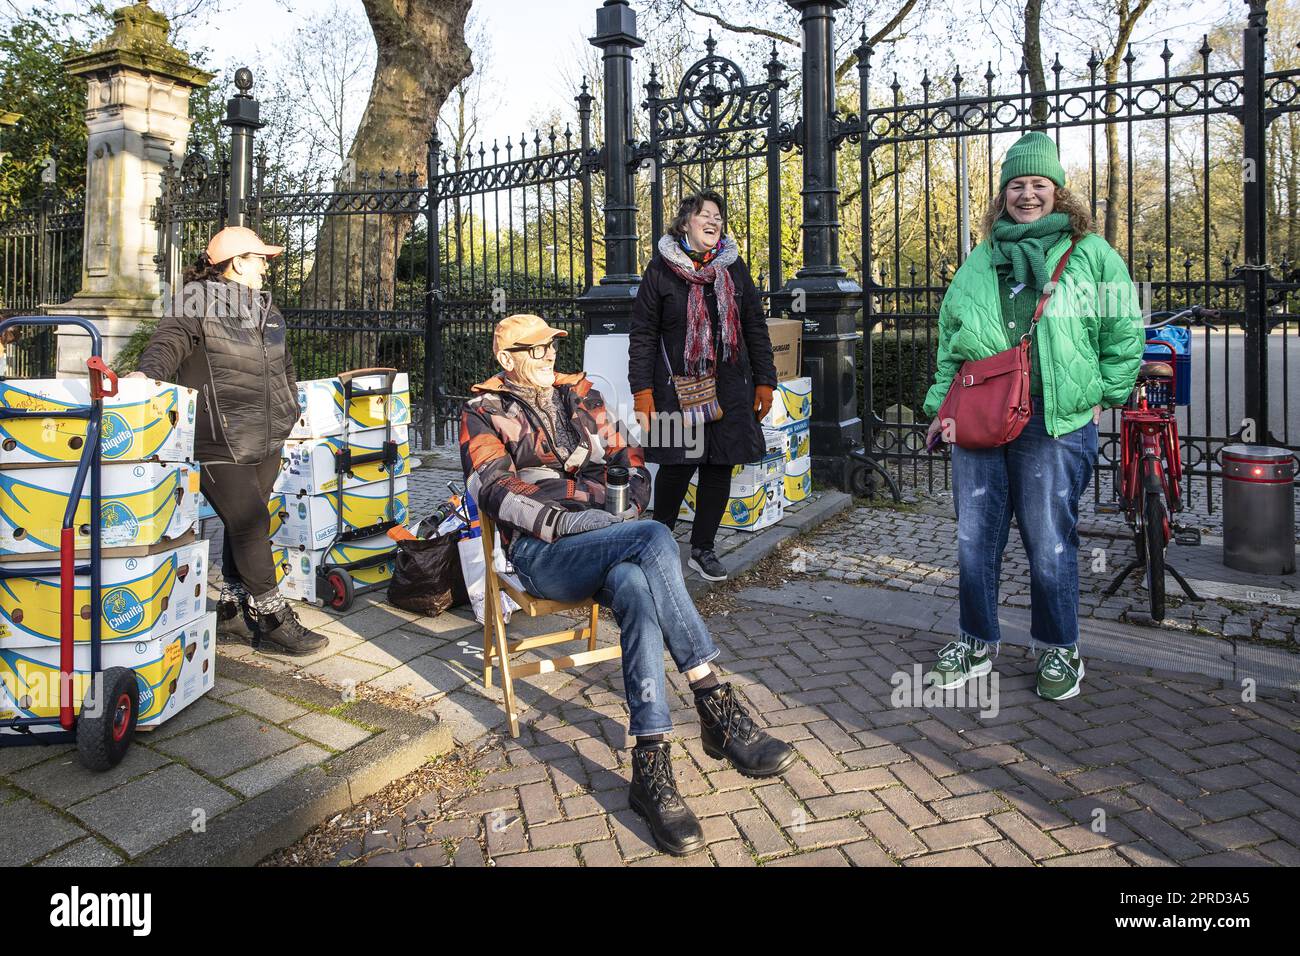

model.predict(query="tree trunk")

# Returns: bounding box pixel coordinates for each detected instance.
[1101,0,1153,248]
[1024,0,1048,128]
[301,0,473,318]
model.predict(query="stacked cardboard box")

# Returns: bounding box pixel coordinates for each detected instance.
[0,377,213,730]
[762,377,813,504]
[270,372,411,604]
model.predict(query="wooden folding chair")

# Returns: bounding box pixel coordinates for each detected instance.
[479,511,621,737]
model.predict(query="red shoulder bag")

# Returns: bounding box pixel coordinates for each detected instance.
[936,241,1076,450]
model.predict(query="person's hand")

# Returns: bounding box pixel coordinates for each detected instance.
[125,371,148,379]
[753,384,774,422]
[557,508,617,537]
[633,388,655,431]
[615,505,639,523]
[1091,405,1101,425]
[925,417,945,451]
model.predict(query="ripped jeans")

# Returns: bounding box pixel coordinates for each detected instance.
[951,413,1098,649]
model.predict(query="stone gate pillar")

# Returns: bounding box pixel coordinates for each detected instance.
[47,0,212,373]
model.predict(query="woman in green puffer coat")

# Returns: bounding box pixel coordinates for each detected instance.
[920,131,1144,703]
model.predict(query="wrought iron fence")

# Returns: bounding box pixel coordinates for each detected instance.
[844,21,1300,507]
[0,188,83,376]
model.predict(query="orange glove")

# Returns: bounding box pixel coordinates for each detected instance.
[633,388,655,429]
[753,384,774,422]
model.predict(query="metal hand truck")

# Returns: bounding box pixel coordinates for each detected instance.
[0,316,138,771]
[315,368,403,611]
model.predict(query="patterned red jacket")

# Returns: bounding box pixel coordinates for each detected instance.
[459,372,652,547]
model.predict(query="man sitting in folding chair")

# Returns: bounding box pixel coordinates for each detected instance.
[460,313,795,856]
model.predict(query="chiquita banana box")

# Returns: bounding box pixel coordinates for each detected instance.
[783,456,812,503]
[271,476,409,549]
[776,377,812,424]
[782,419,811,462]
[289,372,411,439]
[729,454,785,498]
[266,491,283,540]
[273,532,397,604]
[679,477,784,532]
[0,611,215,730]
[0,378,196,465]
[0,461,198,556]
[276,424,411,496]
[0,539,207,649]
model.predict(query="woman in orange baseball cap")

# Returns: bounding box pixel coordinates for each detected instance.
[129,225,328,657]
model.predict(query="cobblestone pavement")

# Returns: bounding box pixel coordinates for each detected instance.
[795,502,1300,646]
[329,595,1300,868]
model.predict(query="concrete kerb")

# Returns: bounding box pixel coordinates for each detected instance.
[137,657,453,867]
[684,490,853,600]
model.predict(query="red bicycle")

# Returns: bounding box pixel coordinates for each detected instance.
[1102,306,1219,620]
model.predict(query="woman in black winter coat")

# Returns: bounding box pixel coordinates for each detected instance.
[130,226,327,657]
[628,190,778,581]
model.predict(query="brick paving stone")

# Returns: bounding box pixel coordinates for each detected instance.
[861,809,927,858]
[805,791,881,820]
[877,786,941,829]
[889,761,952,802]
[1121,810,1206,861]
[916,818,1000,852]
[1042,848,1128,866]
[496,847,581,867]
[709,839,758,867]
[931,792,1005,821]
[518,781,563,827]
[990,810,1067,860]
[766,848,850,867]
[977,839,1035,866]
[841,838,896,866]
[484,811,526,856]
[734,807,791,857]
[1186,817,1278,850]
[906,848,990,866]
[788,817,868,849]
[1116,839,1177,867]
[579,839,624,867]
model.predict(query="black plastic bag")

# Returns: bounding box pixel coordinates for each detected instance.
[387,532,470,616]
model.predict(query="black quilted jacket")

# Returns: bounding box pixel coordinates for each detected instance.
[138,279,298,464]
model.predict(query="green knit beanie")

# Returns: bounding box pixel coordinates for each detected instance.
[999,131,1066,190]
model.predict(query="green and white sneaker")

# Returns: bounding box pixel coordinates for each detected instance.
[924,637,992,690]
[1036,646,1084,701]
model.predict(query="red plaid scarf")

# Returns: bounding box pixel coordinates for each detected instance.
[657,234,741,376]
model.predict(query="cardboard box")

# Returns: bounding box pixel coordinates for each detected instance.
[289,372,411,439]
[276,425,411,496]
[0,378,196,465]
[0,461,197,556]
[729,455,786,498]
[783,456,812,503]
[0,538,208,650]
[274,532,398,604]
[679,477,784,532]
[776,377,812,424]
[766,320,803,383]
[783,419,810,462]
[0,611,215,729]
[271,476,409,549]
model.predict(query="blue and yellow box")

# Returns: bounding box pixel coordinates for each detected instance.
[277,425,411,495]
[271,476,409,549]
[274,532,397,605]
[0,461,198,556]
[680,477,784,532]
[0,610,215,730]
[0,378,196,465]
[783,456,812,503]
[759,376,812,428]
[782,420,810,462]
[0,538,207,650]
[289,373,411,439]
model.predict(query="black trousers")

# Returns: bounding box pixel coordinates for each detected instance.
[201,456,282,598]
[652,462,731,551]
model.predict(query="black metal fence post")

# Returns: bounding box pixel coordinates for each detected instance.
[579,0,645,335]
[222,67,262,228]
[784,0,862,492]
[1239,0,1273,444]
[425,133,441,447]
[766,44,786,293]
[577,79,596,291]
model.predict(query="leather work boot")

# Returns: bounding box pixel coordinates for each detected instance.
[628,742,705,857]
[697,682,797,778]
[249,603,329,656]
[216,585,255,644]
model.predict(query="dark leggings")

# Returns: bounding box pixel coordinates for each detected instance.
[652,462,731,551]
[201,456,282,597]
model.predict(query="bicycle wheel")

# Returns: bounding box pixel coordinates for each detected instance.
[1144,491,1167,620]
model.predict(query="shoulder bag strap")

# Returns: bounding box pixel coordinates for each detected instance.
[1028,239,1078,334]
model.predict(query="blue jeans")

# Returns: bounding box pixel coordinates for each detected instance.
[951,414,1097,649]
[509,520,719,736]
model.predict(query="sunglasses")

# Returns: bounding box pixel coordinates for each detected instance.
[505,340,559,360]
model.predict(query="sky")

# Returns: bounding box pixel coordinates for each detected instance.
[23,0,1243,151]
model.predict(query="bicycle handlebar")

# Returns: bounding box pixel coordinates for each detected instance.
[1145,305,1222,329]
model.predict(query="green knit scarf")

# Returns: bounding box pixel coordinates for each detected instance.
[988,211,1072,292]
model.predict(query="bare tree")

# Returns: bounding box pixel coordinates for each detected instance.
[300,0,474,315]
[1024,0,1048,126]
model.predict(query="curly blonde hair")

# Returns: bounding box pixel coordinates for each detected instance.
[978,185,1093,240]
